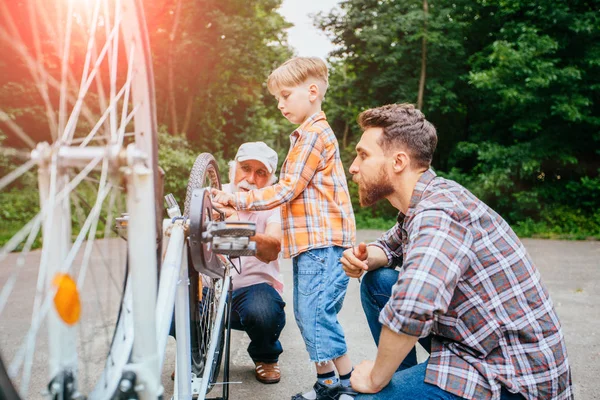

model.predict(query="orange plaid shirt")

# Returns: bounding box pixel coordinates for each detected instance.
[235,111,356,258]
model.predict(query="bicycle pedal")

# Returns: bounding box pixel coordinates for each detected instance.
[213,240,256,257]
[210,221,256,238]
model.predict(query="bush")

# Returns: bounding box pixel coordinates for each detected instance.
[158,128,203,206]
[513,206,600,240]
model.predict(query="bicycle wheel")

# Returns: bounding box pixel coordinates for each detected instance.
[0,0,160,398]
[183,153,227,393]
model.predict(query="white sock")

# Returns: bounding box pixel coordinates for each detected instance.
[339,394,355,400]
[302,389,317,400]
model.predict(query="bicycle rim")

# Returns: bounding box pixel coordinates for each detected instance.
[183,153,227,393]
[0,0,159,398]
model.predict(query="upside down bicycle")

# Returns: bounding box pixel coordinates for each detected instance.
[0,0,250,398]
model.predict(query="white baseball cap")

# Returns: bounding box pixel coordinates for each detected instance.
[235,142,278,174]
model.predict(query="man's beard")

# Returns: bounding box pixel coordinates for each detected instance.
[233,180,258,192]
[357,168,394,207]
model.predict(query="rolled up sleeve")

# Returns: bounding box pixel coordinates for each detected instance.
[379,210,473,337]
[369,221,404,268]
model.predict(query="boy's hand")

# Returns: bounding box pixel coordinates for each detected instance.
[211,205,238,220]
[210,188,236,207]
[340,242,369,278]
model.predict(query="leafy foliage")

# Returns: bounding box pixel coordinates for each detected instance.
[319,0,600,236]
[1,0,598,240]
[147,0,293,161]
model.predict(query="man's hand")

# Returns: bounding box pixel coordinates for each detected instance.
[340,242,369,278]
[210,188,236,208]
[350,360,380,394]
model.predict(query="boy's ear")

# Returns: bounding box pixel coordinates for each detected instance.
[308,83,319,102]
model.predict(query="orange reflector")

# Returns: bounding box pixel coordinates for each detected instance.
[52,273,81,325]
[198,274,203,302]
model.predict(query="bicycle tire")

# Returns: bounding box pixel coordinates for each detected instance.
[183,153,227,393]
[0,0,161,398]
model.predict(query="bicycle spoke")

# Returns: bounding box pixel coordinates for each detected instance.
[63,13,123,144]
[78,81,130,147]
[64,183,113,282]
[0,155,102,262]
[108,0,121,143]
[11,182,113,389]
[0,210,43,317]
[27,0,59,139]
[0,158,37,192]
[117,45,135,147]
[77,158,111,288]
[0,16,97,141]
[17,156,61,397]
[57,0,74,139]
[0,4,58,141]
[0,110,36,149]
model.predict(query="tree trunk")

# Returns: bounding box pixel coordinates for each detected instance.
[417,0,428,110]
[342,121,349,149]
[181,92,194,135]
[167,0,183,135]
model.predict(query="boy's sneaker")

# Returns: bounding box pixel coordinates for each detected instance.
[291,381,340,400]
[338,385,359,399]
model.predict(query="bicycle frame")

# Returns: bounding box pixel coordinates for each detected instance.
[123,156,161,399]
[163,218,232,400]
[35,144,233,400]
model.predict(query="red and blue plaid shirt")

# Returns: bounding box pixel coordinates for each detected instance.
[372,169,573,400]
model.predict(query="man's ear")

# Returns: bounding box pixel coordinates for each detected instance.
[308,83,319,102]
[392,151,410,173]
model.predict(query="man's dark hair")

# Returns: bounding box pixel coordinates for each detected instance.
[357,103,437,169]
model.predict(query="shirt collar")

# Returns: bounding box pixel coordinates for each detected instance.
[291,111,326,139]
[402,168,437,221]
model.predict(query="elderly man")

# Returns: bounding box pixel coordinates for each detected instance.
[218,141,286,384]
[341,104,572,399]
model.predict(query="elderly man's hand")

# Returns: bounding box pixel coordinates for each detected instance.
[350,360,380,394]
[340,242,369,278]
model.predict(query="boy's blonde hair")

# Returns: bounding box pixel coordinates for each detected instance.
[267,57,329,99]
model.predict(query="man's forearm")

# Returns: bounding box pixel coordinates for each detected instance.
[367,245,392,270]
[251,233,281,263]
[370,326,419,391]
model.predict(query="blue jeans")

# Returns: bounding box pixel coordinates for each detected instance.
[356,361,525,399]
[292,246,350,362]
[170,282,285,363]
[360,267,431,370]
[229,282,286,363]
[359,268,524,400]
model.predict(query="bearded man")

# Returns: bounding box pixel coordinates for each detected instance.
[340,104,573,400]
[219,142,286,384]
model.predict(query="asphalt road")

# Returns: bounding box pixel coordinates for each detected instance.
[1,232,598,399]
[164,232,600,400]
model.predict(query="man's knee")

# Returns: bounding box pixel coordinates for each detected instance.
[240,286,285,331]
[360,268,398,300]
[247,304,285,330]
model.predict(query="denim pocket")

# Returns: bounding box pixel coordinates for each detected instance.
[303,248,327,264]
[296,250,325,296]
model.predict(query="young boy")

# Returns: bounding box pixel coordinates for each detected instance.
[211,57,357,400]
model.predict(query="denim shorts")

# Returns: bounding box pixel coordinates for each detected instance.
[292,246,350,362]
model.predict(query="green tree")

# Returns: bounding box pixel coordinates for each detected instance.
[319,0,600,236]
[147,0,293,162]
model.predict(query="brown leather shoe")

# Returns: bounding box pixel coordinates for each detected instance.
[254,361,281,384]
